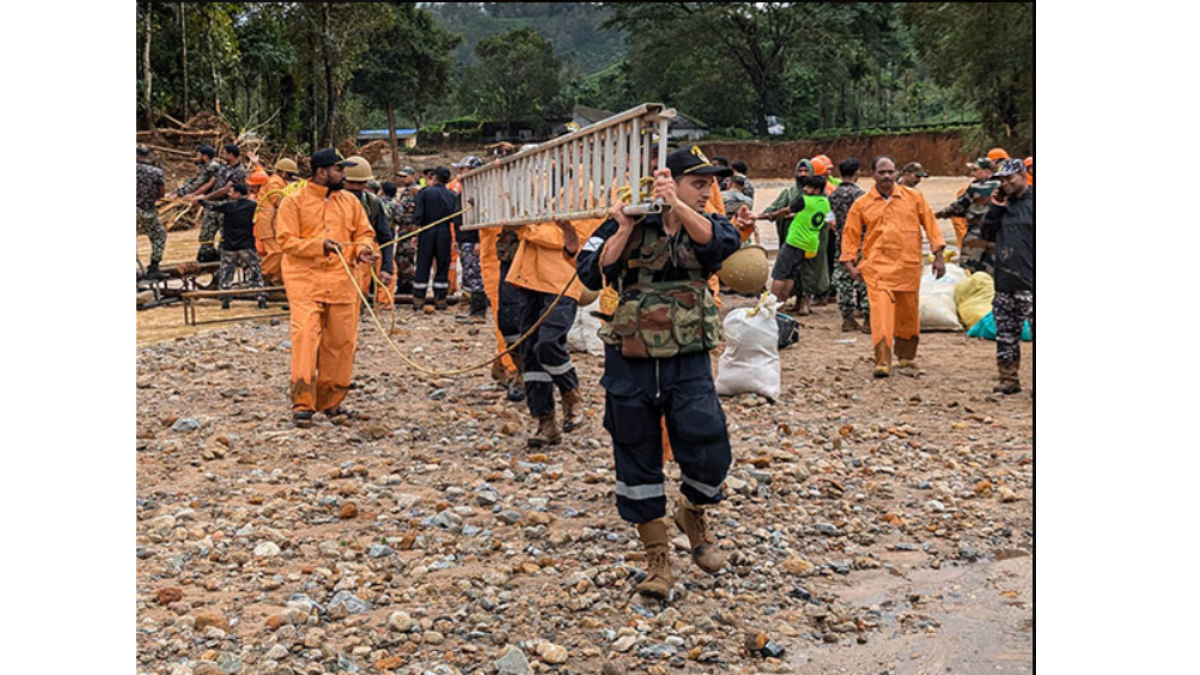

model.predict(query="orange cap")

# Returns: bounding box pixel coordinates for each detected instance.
[811,155,832,176]
[1023,156,1033,167]
[987,147,1010,162]
[247,170,269,186]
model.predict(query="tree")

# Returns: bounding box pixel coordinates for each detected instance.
[352,4,462,170]
[901,2,1035,148]
[459,28,564,132]
[605,3,812,136]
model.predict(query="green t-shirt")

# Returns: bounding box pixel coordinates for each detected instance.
[785,195,831,253]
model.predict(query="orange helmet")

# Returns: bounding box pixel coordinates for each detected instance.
[247,170,269,186]
[1023,156,1033,168]
[987,147,1010,162]
[811,154,832,176]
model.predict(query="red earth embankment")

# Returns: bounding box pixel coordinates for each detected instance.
[701,132,977,177]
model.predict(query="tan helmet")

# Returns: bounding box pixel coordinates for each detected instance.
[718,245,769,294]
[343,155,374,183]
[274,157,299,174]
[578,287,600,307]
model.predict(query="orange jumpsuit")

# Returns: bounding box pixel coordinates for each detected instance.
[508,219,603,298]
[275,181,376,413]
[254,174,289,283]
[446,178,463,294]
[479,227,518,380]
[951,184,969,248]
[840,185,945,366]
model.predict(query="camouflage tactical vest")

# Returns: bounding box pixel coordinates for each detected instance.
[496,230,519,264]
[598,223,721,359]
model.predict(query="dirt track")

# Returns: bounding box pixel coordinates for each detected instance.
[136,206,1033,674]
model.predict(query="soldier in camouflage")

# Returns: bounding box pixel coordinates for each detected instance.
[136,145,169,278]
[937,158,1000,275]
[391,167,420,294]
[189,144,246,263]
[827,158,870,332]
[173,145,220,199]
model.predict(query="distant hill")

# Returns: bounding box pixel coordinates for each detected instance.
[427,2,624,75]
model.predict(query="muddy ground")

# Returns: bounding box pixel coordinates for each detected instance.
[136,175,1032,675]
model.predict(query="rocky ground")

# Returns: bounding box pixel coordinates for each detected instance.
[136,282,1034,674]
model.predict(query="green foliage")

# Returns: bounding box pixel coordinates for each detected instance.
[351,4,462,131]
[901,2,1034,149]
[457,28,565,131]
[429,3,622,75]
[136,2,1029,151]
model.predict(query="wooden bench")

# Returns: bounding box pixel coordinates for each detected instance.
[181,286,287,326]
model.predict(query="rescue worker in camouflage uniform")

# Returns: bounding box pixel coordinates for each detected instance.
[172,144,220,200]
[577,147,743,600]
[190,144,246,263]
[937,158,1000,275]
[391,167,420,295]
[136,145,168,279]
[982,159,1034,395]
[828,158,870,333]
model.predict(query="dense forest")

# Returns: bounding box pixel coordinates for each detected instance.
[136,2,1033,151]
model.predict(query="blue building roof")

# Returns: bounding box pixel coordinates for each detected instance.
[357,128,418,139]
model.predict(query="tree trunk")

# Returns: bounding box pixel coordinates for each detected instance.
[143,4,154,130]
[754,80,769,137]
[209,11,220,115]
[387,101,400,176]
[179,2,188,121]
[322,2,335,147]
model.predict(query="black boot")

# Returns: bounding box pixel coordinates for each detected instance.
[469,292,489,323]
[146,262,169,280]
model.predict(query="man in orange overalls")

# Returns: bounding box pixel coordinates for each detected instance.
[840,156,946,378]
[275,149,378,427]
[253,158,300,284]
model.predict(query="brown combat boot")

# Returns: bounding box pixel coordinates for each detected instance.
[527,411,562,448]
[674,496,726,574]
[841,317,860,333]
[796,296,811,316]
[561,388,584,433]
[635,519,674,599]
[993,359,1022,395]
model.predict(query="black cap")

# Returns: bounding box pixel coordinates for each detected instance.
[310,148,357,170]
[433,166,452,183]
[666,146,733,179]
[197,144,216,159]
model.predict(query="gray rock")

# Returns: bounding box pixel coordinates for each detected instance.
[496,510,522,525]
[495,646,533,675]
[368,544,396,558]
[216,651,242,674]
[172,417,200,432]
[253,541,281,557]
[815,523,842,536]
[959,546,981,562]
[264,644,289,661]
[327,590,370,615]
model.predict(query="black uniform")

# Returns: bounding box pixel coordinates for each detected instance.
[495,231,524,354]
[577,212,740,524]
[412,183,460,301]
